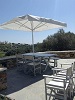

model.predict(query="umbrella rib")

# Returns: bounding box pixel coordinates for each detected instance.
[33,22,47,30]
[14,21,32,31]
[18,20,29,28]
[33,22,42,30]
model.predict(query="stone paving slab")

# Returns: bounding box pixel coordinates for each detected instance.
[7,79,45,100]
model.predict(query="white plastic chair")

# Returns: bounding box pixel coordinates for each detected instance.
[52,62,72,76]
[25,55,41,76]
[16,54,25,71]
[49,57,60,67]
[72,62,75,92]
[41,57,60,72]
[53,63,74,97]
[43,66,73,100]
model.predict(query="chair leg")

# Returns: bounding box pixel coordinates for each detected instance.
[40,64,41,74]
[69,78,74,98]
[33,64,41,76]
[34,66,36,76]
[44,78,47,100]
[49,89,53,100]
[64,90,67,100]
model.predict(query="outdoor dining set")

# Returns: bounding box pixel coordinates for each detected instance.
[16,52,59,76]
[14,52,75,100]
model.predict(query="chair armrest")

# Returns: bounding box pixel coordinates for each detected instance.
[60,63,72,65]
[43,74,67,79]
[52,67,67,70]
[60,63,72,67]
[43,75,55,78]
[43,74,70,81]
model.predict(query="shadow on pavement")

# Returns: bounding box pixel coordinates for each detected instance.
[0,66,53,95]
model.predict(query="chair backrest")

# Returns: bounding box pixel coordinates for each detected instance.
[16,54,25,63]
[25,55,41,64]
[66,66,72,79]
[73,62,75,70]
[25,55,34,62]
[62,66,72,89]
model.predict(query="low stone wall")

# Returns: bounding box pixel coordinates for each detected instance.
[0,50,75,69]
[0,68,7,90]
[45,50,75,58]
[0,56,16,69]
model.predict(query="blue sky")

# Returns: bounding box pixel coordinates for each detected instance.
[0,0,75,44]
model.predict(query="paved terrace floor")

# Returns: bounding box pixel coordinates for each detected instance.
[0,59,75,100]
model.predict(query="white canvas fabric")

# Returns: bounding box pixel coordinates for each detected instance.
[0,14,67,32]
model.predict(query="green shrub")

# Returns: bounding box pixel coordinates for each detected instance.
[0,52,5,57]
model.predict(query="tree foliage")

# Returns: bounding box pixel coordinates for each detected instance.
[40,29,75,51]
[0,29,75,56]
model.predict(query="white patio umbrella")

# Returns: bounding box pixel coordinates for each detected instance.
[0,14,67,53]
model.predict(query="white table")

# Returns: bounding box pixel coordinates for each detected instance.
[22,52,57,57]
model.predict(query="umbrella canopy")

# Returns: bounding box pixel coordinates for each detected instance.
[0,14,67,53]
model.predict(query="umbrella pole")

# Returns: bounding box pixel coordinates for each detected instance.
[32,29,34,53]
